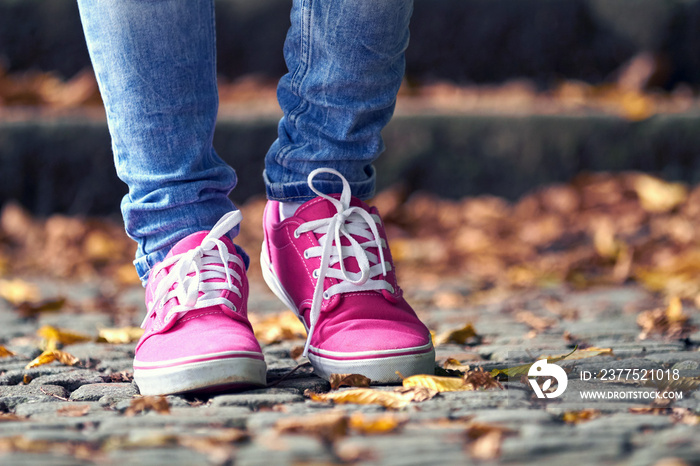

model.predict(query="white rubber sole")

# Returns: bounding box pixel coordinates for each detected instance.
[134,356,267,396]
[261,242,436,383]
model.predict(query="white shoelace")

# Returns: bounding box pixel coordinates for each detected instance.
[295,168,394,355]
[141,210,245,329]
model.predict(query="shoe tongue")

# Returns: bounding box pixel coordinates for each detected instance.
[166,231,235,258]
[293,194,370,222]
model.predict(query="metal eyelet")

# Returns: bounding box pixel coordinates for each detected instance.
[322,291,330,300]
[293,229,301,238]
[312,269,319,279]
[303,250,310,259]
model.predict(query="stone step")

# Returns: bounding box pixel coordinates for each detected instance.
[2,0,700,87]
[1,111,699,215]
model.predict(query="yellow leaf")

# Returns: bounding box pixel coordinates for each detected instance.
[434,323,480,346]
[275,411,349,442]
[0,279,40,305]
[540,347,614,361]
[0,346,15,358]
[402,374,472,392]
[633,174,687,213]
[251,311,307,344]
[329,373,371,390]
[308,388,414,410]
[349,412,404,435]
[491,347,577,378]
[37,325,91,346]
[562,409,601,424]
[97,327,144,344]
[25,349,79,369]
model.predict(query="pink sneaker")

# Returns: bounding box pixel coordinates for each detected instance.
[261,169,435,382]
[133,211,266,395]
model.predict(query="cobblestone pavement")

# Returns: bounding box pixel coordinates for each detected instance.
[0,276,698,466]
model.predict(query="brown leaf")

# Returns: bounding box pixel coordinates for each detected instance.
[289,345,305,360]
[17,298,66,317]
[393,386,439,402]
[515,311,557,332]
[562,409,601,424]
[308,388,414,410]
[466,424,512,460]
[125,396,170,416]
[349,412,405,435]
[0,346,15,358]
[637,297,697,340]
[0,413,24,422]
[275,411,348,442]
[671,408,700,426]
[463,367,504,390]
[434,323,481,346]
[57,404,91,417]
[329,373,371,390]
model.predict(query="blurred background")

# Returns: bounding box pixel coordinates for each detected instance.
[1,0,700,301]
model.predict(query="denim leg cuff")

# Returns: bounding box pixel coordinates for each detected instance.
[263,168,376,203]
[133,236,250,287]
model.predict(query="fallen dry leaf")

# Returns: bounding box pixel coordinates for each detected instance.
[491,348,577,379]
[562,409,601,424]
[515,311,557,332]
[275,411,348,442]
[0,279,40,305]
[637,297,697,340]
[38,325,91,347]
[0,413,24,422]
[125,396,171,416]
[329,373,371,390]
[349,412,405,435]
[393,385,439,402]
[466,423,512,460]
[402,374,473,392]
[16,298,66,317]
[25,349,79,369]
[57,405,91,417]
[434,323,481,346]
[251,311,306,344]
[463,367,504,390]
[97,327,144,344]
[0,346,15,358]
[308,388,414,410]
[671,408,700,426]
[633,174,687,213]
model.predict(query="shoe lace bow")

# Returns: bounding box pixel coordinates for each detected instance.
[295,168,394,355]
[141,210,245,329]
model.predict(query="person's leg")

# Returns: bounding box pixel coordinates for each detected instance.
[264,0,413,202]
[78,0,265,395]
[78,0,241,285]
[261,0,434,382]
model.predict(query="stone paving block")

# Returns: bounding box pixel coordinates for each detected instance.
[95,358,134,374]
[63,342,135,361]
[209,392,305,409]
[28,369,106,392]
[0,453,91,466]
[37,313,113,337]
[270,376,331,394]
[14,400,110,418]
[646,351,700,364]
[470,408,557,426]
[69,383,137,402]
[105,447,211,466]
[0,384,69,410]
[236,433,334,466]
[0,366,78,386]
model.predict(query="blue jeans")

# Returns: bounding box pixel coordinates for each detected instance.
[77,0,412,283]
